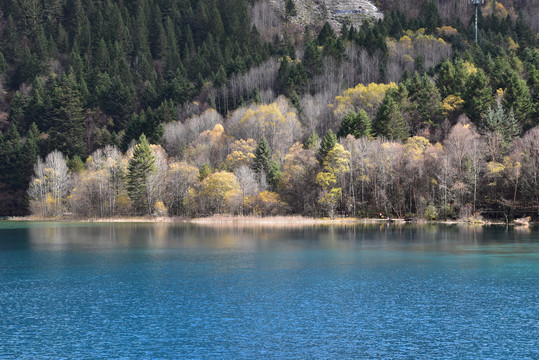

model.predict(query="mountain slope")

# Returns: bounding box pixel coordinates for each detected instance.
[269,0,384,30]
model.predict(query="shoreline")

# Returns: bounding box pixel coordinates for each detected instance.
[3,215,531,227]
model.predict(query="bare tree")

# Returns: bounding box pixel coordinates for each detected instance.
[28,150,70,217]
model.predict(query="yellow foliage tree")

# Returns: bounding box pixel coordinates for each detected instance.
[323,143,351,175]
[183,124,229,168]
[237,96,301,157]
[225,138,257,169]
[166,161,199,215]
[315,143,350,218]
[154,200,167,216]
[244,191,288,216]
[317,187,342,219]
[442,95,464,115]
[405,136,430,161]
[197,171,241,214]
[463,61,478,75]
[332,82,397,118]
[437,26,458,38]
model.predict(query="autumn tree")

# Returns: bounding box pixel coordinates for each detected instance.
[28,150,70,217]
[165,161,199,215]
[196,171,241,214]
[316,143,350,218]
[280,143,318,214]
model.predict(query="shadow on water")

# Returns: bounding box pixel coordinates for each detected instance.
[0,221,537,256]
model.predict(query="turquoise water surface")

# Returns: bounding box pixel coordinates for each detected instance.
[0,222,537,359]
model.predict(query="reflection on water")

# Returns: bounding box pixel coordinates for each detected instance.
[17,222,539,254]
[0,222,537,359]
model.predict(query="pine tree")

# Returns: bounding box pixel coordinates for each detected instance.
[338,110,373,139]
[289,91,302,114]
[303,39,323,78]
[198,163,212,181]
[285,0,297,20]
[21,123,40,180]
[48,72,87,158]
[252,136,271,175]
[375,92,409,141]
[127,134,156,215]
[463,69,494,124]
[317,22,335,46]
[503,71,532,128]
[304,131,319,149]
[317,130,337,165]
[267,161,282,191]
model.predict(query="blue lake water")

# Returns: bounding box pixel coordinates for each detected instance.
[0,222,538,359]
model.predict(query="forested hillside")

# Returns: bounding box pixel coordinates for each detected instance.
[0,0,538,221]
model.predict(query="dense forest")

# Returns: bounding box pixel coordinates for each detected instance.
[0,0,538,221]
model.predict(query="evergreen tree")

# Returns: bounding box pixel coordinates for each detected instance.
[289,91,302,114]
[304,131,319,149]
[375,91,409,141]
[21,123,40,180]
[285,0,297,20]
[503,71,533,128]
[48,72,87,158]
[317,130,337,165]
[127,134,156,215]
[463,69,494,124]
[481,103,521,144]
[410,74,444,129]
[303,39,323,78]
[338,110,373,139]
[317,22,335,46]
[436,60,468,99]
[252,136,271,175]
[267,161,282,191]
[198,163,212,181]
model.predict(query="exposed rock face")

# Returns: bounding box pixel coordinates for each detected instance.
[270,0,384,31]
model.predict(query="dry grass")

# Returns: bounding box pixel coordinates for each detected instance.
[189,215,394,228]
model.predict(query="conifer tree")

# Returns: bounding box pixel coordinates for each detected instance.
[463,69,494,124]
[503,71,533,128]
[21,123,40,180]
[198,163,212,181]
[267,160,282,191]
[375,92,409,141]
[285,0,297,19]
[252,136,271,175]
[303,39,323,78]
[304,131,319,149]
[48,72,87,158]
[317,130,337,165]
[317,22,335,46]
[338,110,373,139]
[127,134,156,215]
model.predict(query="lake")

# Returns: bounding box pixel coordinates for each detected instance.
[0,222,537,359]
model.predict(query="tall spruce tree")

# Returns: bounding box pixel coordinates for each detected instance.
[48,71,87,158]
[375,92,409,141]
[463,69,494,124]
[127,134,156,215]
[338,110,373,139]
[252,136,271,175]
[503,71,533,128]
[317,130,337,165]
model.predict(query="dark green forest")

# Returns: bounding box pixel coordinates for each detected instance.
[0,0,538,221]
